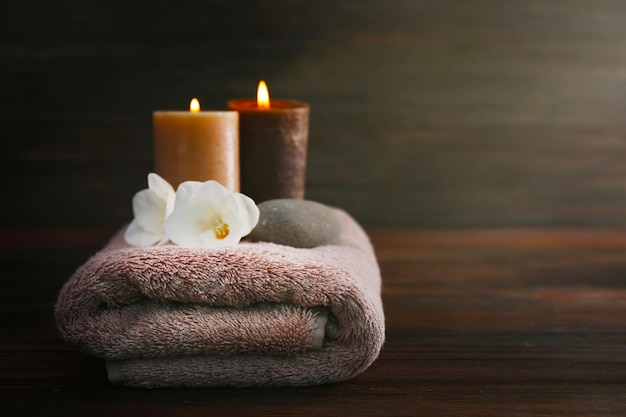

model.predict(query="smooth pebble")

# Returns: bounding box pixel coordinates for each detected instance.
[247,199,342,248]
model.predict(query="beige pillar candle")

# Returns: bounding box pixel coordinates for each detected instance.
[227,81,309,203]
[153,98,239,191]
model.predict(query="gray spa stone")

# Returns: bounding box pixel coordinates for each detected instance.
[247,199,342,248]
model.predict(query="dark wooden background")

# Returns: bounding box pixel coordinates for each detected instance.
[3,1,626,415]
[4,0,626,229]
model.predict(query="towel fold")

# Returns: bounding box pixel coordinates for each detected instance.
[55,209,384,388]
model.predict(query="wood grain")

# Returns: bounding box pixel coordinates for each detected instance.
[2,227,626,415]
[3,1,626,414]
[4,1,626,228]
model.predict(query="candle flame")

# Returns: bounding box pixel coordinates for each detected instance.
[257,81,270,109]
[190,98,200,113]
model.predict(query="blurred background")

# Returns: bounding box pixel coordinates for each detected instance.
[3,0,626,230]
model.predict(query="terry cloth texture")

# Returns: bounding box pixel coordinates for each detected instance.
[55,209,384,388]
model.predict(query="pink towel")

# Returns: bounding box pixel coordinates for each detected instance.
[55,209,384,388]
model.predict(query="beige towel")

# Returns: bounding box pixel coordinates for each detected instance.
[55,209,384,388]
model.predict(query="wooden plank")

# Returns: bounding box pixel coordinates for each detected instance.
[2,227,626,415]
[4,1,626,228]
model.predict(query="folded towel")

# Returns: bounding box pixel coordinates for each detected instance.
[55,208,384,388]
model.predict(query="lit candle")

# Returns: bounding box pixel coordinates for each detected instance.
[153,98,239,191]
[227,81,309,202]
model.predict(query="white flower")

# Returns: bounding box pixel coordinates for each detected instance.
[163,180,259,248]
[124,173,176,246]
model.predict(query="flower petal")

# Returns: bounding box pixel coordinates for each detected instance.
[132,189,167,234]
[174,180,203,205]
[197,180,233,205]
[234,193,260,236]
[147,173,174,198]
[163,204,205,247]
[163,179,257,248]
[198,210,244,247]
[147,173,176,217]
[124,219,165,247]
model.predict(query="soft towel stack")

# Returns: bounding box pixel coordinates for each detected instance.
[55,208,384,388]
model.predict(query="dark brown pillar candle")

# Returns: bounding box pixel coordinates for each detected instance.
[227,84,309,203]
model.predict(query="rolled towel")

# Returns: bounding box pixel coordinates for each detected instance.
[55,208,384,388]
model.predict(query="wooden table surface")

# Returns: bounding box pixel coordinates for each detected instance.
[3,1,626,415]
[2,226,625,416]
